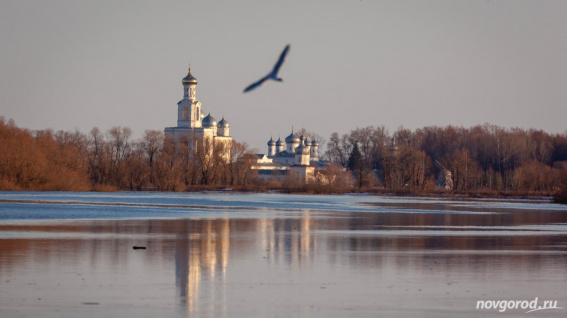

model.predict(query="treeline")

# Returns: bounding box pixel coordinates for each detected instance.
[1,116,567,202]
[325,124,567,201]
[0,117,255,192]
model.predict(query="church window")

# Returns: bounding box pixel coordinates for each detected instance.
[183,107,189,120]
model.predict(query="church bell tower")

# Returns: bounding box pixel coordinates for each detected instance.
[177,63,202,128]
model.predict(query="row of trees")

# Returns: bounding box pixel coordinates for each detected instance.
[1,116,566,201]
[0,117,256,192]
[325,124,567,198]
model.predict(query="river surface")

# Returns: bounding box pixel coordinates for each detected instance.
[0,191,566,317]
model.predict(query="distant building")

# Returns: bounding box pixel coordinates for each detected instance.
[164,64,232,158]
[434,159,453,190]
[247,129,328,184]
[163,64,335,184]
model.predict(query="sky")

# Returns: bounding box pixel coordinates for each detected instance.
[1,0,566,152]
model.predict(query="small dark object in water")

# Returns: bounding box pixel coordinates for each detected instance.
[132,246,146,250]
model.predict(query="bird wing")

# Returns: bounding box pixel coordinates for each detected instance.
[243,44,290,93]
[243,73,270,93]
[271,44,290,76]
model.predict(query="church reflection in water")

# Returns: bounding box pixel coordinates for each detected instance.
[173,210,318,315]
[257,210,316,266]
[174,218,231,314]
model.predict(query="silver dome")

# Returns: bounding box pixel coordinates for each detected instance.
[295,142,310,155]
[285,131,300,143]
[201,113,217,127]
[182,66,198,84]
[218,117,229,128]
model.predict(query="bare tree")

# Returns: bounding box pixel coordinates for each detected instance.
[325,132,349,166]
[442,148,481,191]
[141,130,164,185]
[87,127,109,186]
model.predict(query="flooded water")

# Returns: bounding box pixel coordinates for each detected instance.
[0,192,566,317]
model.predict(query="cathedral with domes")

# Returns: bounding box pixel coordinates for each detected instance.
[164,63,332,184]
[164,64,232,148]
[266,130,320,166]
[242,130,326,183]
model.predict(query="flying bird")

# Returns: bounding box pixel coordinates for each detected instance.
[243,44,290,93]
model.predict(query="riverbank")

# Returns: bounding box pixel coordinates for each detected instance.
[170,185,560,202]
[1,181,563,203]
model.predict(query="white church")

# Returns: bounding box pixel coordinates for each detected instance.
[164,63,329,184]
[243,131,326,183]
[164,64,232,149]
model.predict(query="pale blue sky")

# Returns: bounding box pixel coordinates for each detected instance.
[1,0,566,151]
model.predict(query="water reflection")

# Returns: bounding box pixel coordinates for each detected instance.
[170,211,319,316]
[174,218,230,315]
[0,199,566,317]
[258,210,318,266]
